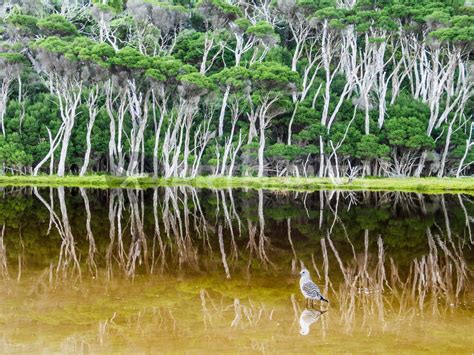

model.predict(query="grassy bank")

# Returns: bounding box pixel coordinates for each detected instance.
[0,175,473,194]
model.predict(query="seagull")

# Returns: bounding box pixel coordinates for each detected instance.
[299,269,329,307]
[299,309,325,335]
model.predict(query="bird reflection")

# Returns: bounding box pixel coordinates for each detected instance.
[299,309,325,336]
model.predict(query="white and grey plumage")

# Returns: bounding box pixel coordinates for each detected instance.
[299,309,324,335]
[299,269,328,306]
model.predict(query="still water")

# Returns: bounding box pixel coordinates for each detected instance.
[0,186,472,353]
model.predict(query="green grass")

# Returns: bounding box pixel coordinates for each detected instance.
[0,175,473,194]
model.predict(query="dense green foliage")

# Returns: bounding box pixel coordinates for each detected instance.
[0,0,472,178]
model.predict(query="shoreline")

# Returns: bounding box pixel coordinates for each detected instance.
[0,175,473,194]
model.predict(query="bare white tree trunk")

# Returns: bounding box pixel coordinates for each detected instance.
[220,100,241,175]
[438,87,471,177]
[127,80,149,176]
[162,107,184,178]
[217,85,230,138]
[152,90,167,178]
[57,121,75,177]
[318,136,325,178]
[105,82,127,176]
[256,95,279,177]
[33,125,65,176]
[228,131,243,177]
[0,76,13,138]
[257,115,266,178]
[180,103,199,178]
[80,86,99,176]
[191,119,214,177]
[247,111,258,144]
[199,31,224,74]
[44,75,83,177]
[287,101,298,146]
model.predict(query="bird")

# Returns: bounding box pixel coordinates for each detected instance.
[299,309,325,336]
[299,269,329,307]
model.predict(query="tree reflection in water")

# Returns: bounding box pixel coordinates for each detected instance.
[0,186,471,350]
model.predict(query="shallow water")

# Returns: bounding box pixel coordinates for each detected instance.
[0,187,472,353]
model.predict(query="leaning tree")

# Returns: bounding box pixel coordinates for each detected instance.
[33,35,93,176]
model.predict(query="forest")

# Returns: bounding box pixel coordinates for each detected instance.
[0,0,472,178]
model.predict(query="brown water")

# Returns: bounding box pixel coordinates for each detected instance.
[0,187,472,353]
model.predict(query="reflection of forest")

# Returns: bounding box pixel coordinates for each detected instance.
[0,187,472,321]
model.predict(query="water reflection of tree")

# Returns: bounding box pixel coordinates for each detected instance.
[0,223,8,279]
[0,187,471,327]
[80,188,97,278]
[319,228,470,335]
[33,187,82,281]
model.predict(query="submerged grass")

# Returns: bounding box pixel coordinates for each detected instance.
[0,175,473,194]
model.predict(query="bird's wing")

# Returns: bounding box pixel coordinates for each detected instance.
[302,281,321,297]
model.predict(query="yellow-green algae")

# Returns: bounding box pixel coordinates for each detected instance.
[0,271,472,353]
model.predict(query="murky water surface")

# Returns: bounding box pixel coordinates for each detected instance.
[0,187,472,353]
